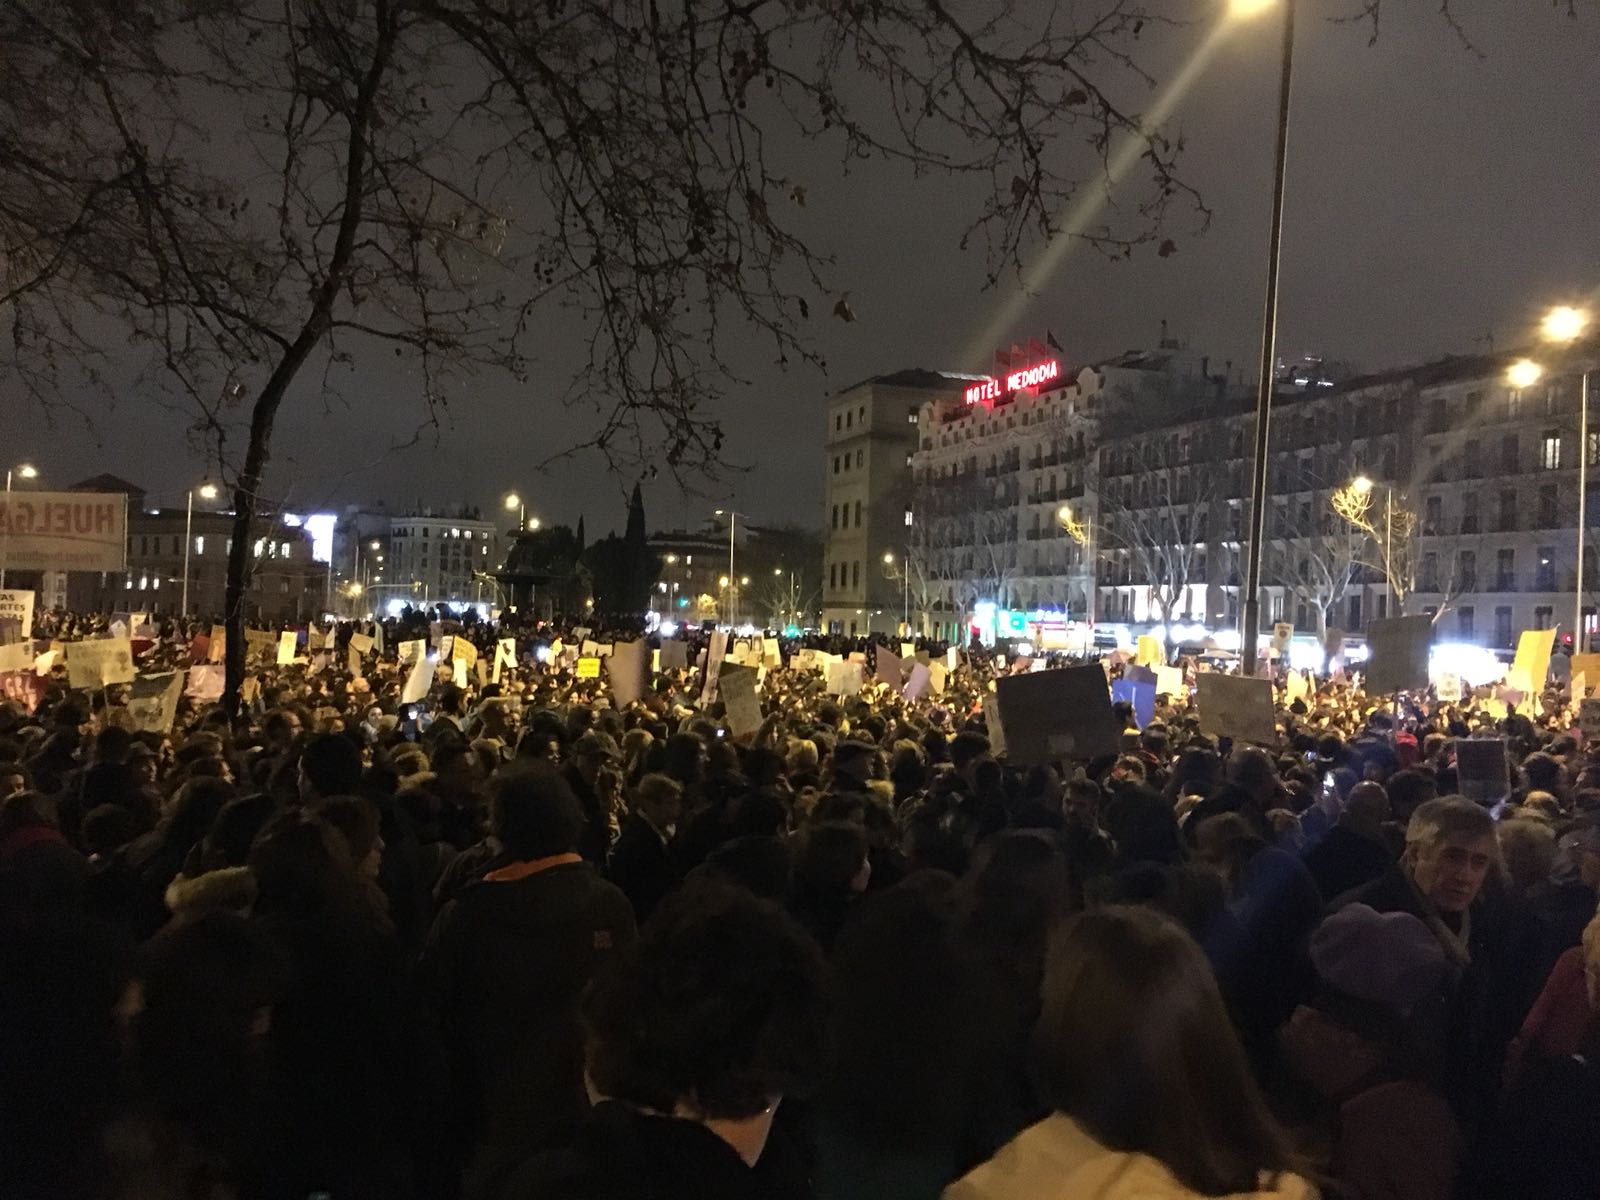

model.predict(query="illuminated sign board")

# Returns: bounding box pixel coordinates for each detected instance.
[964,357,1061,407]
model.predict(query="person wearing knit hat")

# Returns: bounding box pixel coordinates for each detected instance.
[1278,904,1462,1200]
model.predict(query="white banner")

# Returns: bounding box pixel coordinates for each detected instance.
[0,589,35,640]
[0,492,128,572]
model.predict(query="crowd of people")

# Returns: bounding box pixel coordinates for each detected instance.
[1,609,1598,1200]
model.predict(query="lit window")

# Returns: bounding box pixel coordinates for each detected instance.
[152,577,161,589]
[253,538,265,557]
[281,541,292,557]
[138,575,148,590]
[1541,430,1562,470]
[194,535,205,555]
[904,509,914,526]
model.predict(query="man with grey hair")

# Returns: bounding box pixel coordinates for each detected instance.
[563,729,622,865]
[1332,797,1539,1130]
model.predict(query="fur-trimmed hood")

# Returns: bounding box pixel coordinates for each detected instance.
[163,865,257,920]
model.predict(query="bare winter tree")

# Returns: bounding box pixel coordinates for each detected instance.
[1,0,1205,711]
[913,466,1022,626]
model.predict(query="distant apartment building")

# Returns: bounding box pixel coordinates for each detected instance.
[385,507,501,608]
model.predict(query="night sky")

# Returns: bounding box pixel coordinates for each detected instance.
[18,2,1600,543]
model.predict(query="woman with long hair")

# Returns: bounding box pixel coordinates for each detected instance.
[946,905,1312,1199]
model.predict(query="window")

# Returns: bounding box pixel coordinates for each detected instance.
[1537,547,1556,591]
[831,505,839,530]
[1463,439,1481,478]
[855,449,864,468]
[904,508,914,527]
[1535,605,1554,629]
[907,408,919,425]
[194,535,205,555]
[171,536,179,556]
[1508,388,1523,419]
[851,561,860,588]
[1542,429,1562,470]
[1376,594,1388,620]
[846,410,853,429]
[1458,606,1475,639]
[1539,484,1558,528]
[139,536,148,556]
[1424,496,1442,534]
[834,413,842,432]
[1461,492,1479,534]
[1501,434,1519,474]
[1495,607,1514,646]
[854,500,863,526]
[1421,552,1439,591]
[832,457,840,475]
[1459,550,1477,590]
[1499,490,1517,531]
[1496,548,1515,591]
[281,541,292,557]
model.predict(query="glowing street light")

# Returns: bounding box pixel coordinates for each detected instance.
[1350,475,1373,495]
[1,463,41,588]
[1542,305,1590,344]
[181,480,220,616]
[1507,359,1543,390]
[1056,503,1090,547]
[1228,0,1276,17]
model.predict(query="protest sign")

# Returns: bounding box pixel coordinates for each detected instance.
[240,676,260,706]
[576,656,601,680]
[606,641,650,708]
[126,672,184,734]
[1364,616,1433,695]
[66,637,136,689]
[0,491,127,572]
[1569,671,1587,701]
[348,648,362,679]
[826,661,864,696]
[903,663,931,701]
[0,590,35,641]
[244,628,276,662]
[983,695,1008,758]
[1456,738,1510,806]
[33,649,55,676]
[1571,653,1600,687]
[659,640,689,672]
[720,664,764,738]
[277,630,297,665]
[875,645,903,687]
[450,658,467,687]
[1154,665,1185,698]
[0,642,32,673]
[1435,673,1463,703]
[1134,635,1163,667]
[349,631,374,656]
[581,639,599,658]
[399,640,431,704]
[492,637,516,684]
[900,642,915,660]
[451,636,478,668]
[929,661,948,695]
[0,669,47,713]
[993,664,1120,767]
[1272,622,1294,653]
[1111,678,1155,729]
[946,647,960,672]
[1196,674,1276,746]
[1508,629,1557,698]
[700,631,728,705]
[187,665,225,701]
[1284,670,1310,704]
[209,625,227,662]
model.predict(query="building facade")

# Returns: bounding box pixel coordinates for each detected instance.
[822,369,980,635]
[385,508,501,609]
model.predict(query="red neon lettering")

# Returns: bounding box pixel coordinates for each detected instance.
[964,358,1061,406]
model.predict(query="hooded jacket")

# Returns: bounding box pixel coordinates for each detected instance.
[422,858,636,1162]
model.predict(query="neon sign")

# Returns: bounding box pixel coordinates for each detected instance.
[964,357,1061,407]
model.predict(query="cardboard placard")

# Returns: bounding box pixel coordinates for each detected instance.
[1155,665,1185,698]
[1196,673,1277,746]
[1272,622,1294,652]
[720,664,763,738]
[0,590,35,641]
[65,637,137,689]
[576,656,601,679]
[1508,629,1557,698]
[277,630,297,665]
[1364,616,1433,695]
[399,640,431,704]
[826,661,864,696]
[126,672,184,734]
[606,641,650,708]
[0,669,48,713]
[658,640,689,672]
[1135,635,1164,667]
[208,624,227,663]
[186,664,225,701]
[493,637,516,684]
[0,642,31,674]
[1581,698,1600,737]
[929,661,948,695]
[1111,678,1155,729]
[1435,673,1462,703]
[349,631,374,656]
[902,663,931,701]
[983,695,1007,758]
[348,647,362,679]
[451,636,478,667]
[992,664,1121,767]
[700,631,728,705]
[875,644,903,686]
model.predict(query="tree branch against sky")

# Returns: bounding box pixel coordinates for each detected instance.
[1,0,1206,711]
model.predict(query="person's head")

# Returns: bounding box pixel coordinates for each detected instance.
[262,709,302,750]
[80,804,137,859]
[1403,797,1498,914]
[314,794,384,881]
[1031,906,1297,1195]
[831,740,875,785]
[1192,813,1265,895]
[1310,903,1448,1020]
[490,763,583,859]
[1521,751,1563,795]
[1385,768,1438,824]
[796,821,870,897]
[297,732,362,803]
[162,777,237,849]
[1227,746,1279,808]
[571,730,621,785]
[0,761,28,800]
[633,773,684,834]
[1497,819,1557,897]
[431,741,480,793]
[1583,912,1600,1008]
[582,883,830,1165]
[1342,780,1392,834]
[247,810,361,918]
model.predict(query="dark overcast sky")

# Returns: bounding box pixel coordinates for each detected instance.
[21,1,1600,540]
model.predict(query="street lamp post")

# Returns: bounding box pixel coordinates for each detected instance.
[1239,0,1297,678]
[1516,305,1594,649]
[1,463,39,590]
[713,508,742,626]
[883,552,909,633]
[181,482,219,617]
